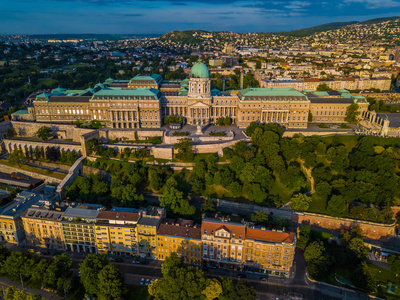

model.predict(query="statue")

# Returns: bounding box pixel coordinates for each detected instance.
[196,120,203,135]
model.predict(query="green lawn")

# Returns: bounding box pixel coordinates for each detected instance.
[0,160,66,180]
[369,263,400,299]
[125,285,152,300]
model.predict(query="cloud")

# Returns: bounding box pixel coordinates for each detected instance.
[343,0,400,8]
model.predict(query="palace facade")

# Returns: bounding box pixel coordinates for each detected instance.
[19,60,368,129]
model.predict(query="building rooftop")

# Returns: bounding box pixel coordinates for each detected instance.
[96,211,140,222]
[137,216,161,227]
[22,208,64,221]
[63,204,103,220]
[157,222,201,240]
[238,88,306,98]
[245,227,295,244]
[0,171,43,189]
[201,218,245,237]
[0,191,51,219]
[92,87,160,98]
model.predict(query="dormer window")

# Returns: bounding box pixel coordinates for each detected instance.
[204,229,207,234]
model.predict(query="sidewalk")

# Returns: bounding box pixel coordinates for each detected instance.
[0,276,62,300]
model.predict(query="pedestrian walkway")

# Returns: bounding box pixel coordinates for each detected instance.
[0,276,62,300]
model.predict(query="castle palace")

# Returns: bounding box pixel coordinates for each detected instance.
[16,60,368,129]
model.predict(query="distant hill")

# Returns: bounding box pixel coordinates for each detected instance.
[28,34,158,41]
[278,21,359,37]
[158,30,207,44]
[359,16,400,25]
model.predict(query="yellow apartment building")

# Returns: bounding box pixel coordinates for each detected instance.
[157,219,202,265]
[21,208,64,250]
[244,227,296,277]
[136,207,165,258]
[0,191,50,244]
[95,211,140,255]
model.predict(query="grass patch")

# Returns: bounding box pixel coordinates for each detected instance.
[307,196,327,214]
[269,172,293,205]
[317,124,330,129]
[125,285,152,300]
[109,136,162,145]
[339,124,351,129]
[0,160,66,180]
[369,263,400,299]
[172,131,189,136]
[209,131,227,137]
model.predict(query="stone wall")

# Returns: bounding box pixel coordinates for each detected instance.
[0,121,11,139]
[292,212,396,240]
[283,131,350,138]
[57,157,85,199]
[151,147,173,160]
[11,121,78,140]
[360,92,400,103]
[216,199,293,219]
[0,164,63,184]
[163,131,235,145]
[98,129,164,143]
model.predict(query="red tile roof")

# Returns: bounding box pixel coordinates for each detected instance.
[245,228,295,243]
[201,219,245,238]
[157,223,201,240]
[96,211,140,222]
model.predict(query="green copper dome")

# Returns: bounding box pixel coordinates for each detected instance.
[190,59,209,79]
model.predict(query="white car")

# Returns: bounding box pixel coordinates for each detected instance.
[140,278,145,285]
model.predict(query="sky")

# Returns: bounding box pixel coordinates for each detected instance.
[0,0,399,35]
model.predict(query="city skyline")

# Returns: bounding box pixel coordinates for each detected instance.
[1,0,399,34]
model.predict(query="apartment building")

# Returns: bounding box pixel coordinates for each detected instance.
[95,210,141,255]
[156,219,202,265]
[137,207,166,258]
[201,217,296,277]
[21,207,65,250]
[244,227,296,277]
[61,204,103,253]
[0,191,51,243]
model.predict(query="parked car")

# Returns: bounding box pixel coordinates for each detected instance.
[115,258,123,262]
[108,257,116,262]
[260,276,268,282]
[145,279,150,285]
[132,259,140,264]
[140,278,145,285]
[237,274,247,279]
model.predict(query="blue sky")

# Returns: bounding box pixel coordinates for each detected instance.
[0,0,399,34]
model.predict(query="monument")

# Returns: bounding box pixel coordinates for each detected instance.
[196,120,203,135]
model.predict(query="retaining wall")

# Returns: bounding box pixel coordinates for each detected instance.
[292,212,396,240]
[0,164,63,184]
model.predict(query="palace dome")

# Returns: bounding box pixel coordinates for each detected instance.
[190,59,209,79]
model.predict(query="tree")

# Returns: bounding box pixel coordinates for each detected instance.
[224,116,232,126]
[345,103,360,124]
[348,237,368,260]
[218,278,256,300]
[290,193,311,211]
[43,253,72,290]
[97,264,124,300]
[353,262,377,293]
[160,186,195,216]
[316,83,333,91]
[326,195,347,217]
[388,254,400,275]
[248,184,267,204]
[250,211,268,225]
[202,197,215,212]
[149,253,207,300]
[304,241,331,280]
[217,117,224,126]
[164,115,183,125]
[8,150,26,167]
[6,128,17,138]
[173,138,194,162]
[79,254,109,296]
[202,279,222,300]
[36,126,52,141]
